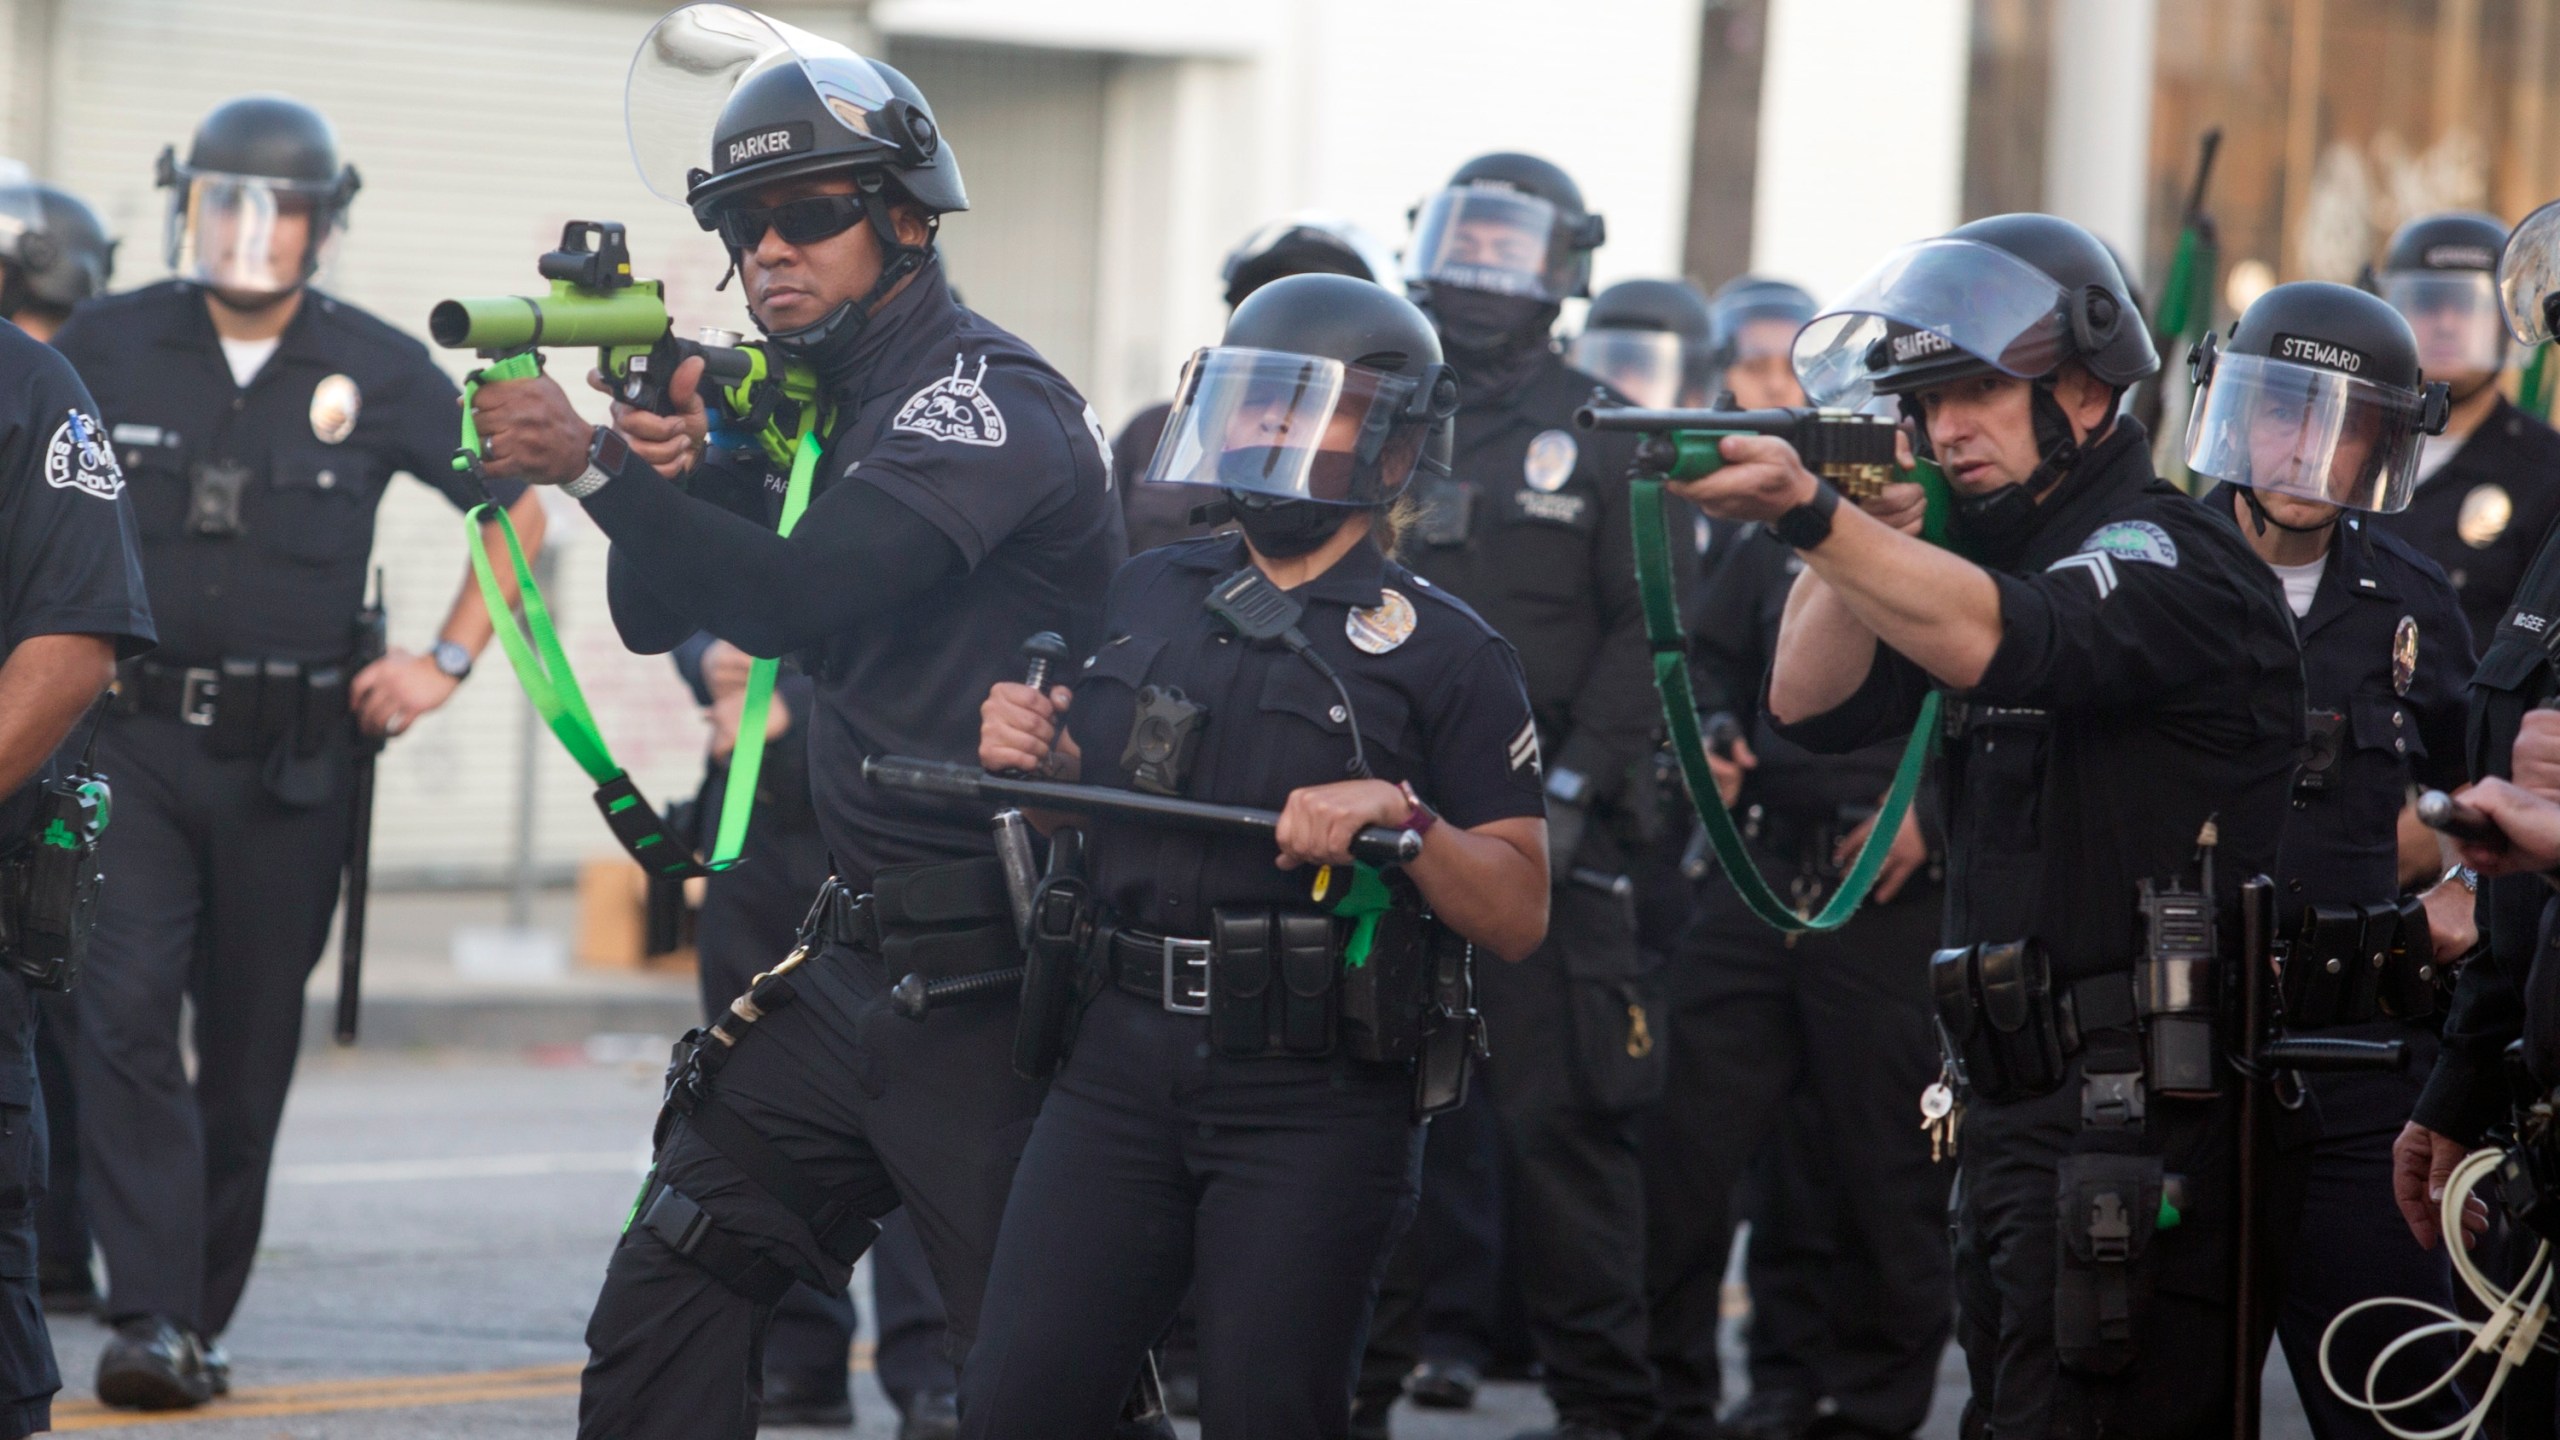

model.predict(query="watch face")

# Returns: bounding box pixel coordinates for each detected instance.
[591,426,631,473]
[433,641,471,678]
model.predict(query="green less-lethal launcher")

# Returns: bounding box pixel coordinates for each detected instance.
[430,220,755,415]
[1572,402,1952,543]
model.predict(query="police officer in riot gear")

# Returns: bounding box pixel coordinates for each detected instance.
[2368,211,2560,639]
[1398,149,1664,1440]
[1114,214,1396,555]
[1568,278,1715,411]
[0,164,113,342]
[0,160,119,1317]
[465,10,1122,1435]
[52,93,544,1410]
[1679,214,2304,1438]
[1644,271,1954,1440]
[2187,279,2478,1438]
[960,271,1548,1440]
[666,634,957,1433]
[0,285,154,1440]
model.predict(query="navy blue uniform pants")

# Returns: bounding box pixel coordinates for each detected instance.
[692,835,954,1406]
[1644,861,1951,1439]
[0,970,57,1438]
[579,937,1044,1440]
[2270,1037,2471,1439]
[75,714,350,1337]
[957,988,1421,1440]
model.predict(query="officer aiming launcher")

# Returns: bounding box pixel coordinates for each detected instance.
[1575,403,1924,509]
[430,220,763,417]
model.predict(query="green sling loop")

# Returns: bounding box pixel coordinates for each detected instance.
[1631,476,1939,932]
[456,352,823,876]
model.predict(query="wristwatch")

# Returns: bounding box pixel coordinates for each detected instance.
[430,639,472,681]
[1398,781,1441,840]
[1769,481,1842,550]
[565,426,628,500]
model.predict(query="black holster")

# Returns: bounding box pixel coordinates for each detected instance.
[1931,940,2070,1102]
[0,771,109,991]
[2053,1144,2165,1375]
[1014,873,1101,1080]
[1410,923,1483,1119]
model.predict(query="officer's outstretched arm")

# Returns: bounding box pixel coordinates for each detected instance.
[0,633,114,796]
[469,371,962,656]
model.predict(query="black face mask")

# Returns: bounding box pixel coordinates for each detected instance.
[1227,491,1351,559]
[1426,286,1562,365]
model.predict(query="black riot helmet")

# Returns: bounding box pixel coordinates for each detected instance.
[1796,213,2156,407]
[155,95,358,297]
[627,5,965,365]
[1143,273,1460,517]
[1707,276,1816,369]
[2186,280,2449,516]
[1568,278,1714,408]
[0,167,115,319]
[1406,152,1606,303]
[2376,210,2510,378]
[1221,215,1395,310]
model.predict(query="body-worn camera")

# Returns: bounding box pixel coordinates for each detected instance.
[1121,685,1208,796]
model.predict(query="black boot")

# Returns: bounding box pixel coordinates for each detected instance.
[95,1316,214,1411]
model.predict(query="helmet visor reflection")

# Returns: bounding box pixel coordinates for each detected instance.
[627,2,901,207]
[1405,186,1571,302]
[1793,238,2072,408]
[1567,329,1689,409]
[1142,347,1428,506]
[2184,351,2430,513]
[2382,271,2507,373]
[168,174,319,295]
[2500,199,2560,345]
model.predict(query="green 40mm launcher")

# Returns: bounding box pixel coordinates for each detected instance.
[1574,402,1949,937]
[428,220,828,882]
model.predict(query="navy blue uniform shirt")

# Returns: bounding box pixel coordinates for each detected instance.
[50,281,516,666]
[1066,534,1544,937]
[1404,352,1660,809]
[2370,396,2560,643]
[0,322,155,839]
[2207,491,2471,916]
[590,261,1123,878]
[1774,420,2305,982]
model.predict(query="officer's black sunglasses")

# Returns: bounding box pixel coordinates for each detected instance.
[715,194,867,251]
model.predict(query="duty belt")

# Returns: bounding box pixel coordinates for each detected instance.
[1110,927,1216,1015]
[112,655,351,727]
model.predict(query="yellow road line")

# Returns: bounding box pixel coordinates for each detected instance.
[49,1344,878,1430]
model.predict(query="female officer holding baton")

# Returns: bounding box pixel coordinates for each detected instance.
[958,274,1550,1438]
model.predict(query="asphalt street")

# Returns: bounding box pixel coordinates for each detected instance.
[35,1049,2319,1438]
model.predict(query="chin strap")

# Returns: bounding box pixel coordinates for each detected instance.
[751,174,936,362]
[2015,380,2088,501]
[2237,484,2342,538]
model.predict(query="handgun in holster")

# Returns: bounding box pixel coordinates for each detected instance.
[1013,829,1097,1081]
[0,770,110,991]
[1413,921,1484,1120]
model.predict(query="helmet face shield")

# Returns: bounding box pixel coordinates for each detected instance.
[1405,185,1578,302]
[1143,347,1435,506]
[0,159,40,268]
[2184,351,2433,513]
[627,2,902,209]
[2499,198,2560,345]
[167,173,327,295]
[1793,238,2072,408]
[2381,270,2505,373]
[1567,329,1695,408]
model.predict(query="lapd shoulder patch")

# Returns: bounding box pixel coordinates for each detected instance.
[1347,588,1417,654]
[1523,429,1577,492]
[43,410,122,500]
[2078,520,2179,568]
[893,355,1008,446]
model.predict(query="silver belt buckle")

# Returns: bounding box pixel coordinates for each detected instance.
[179,668,221,727]
[1161,937,1213,1015]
